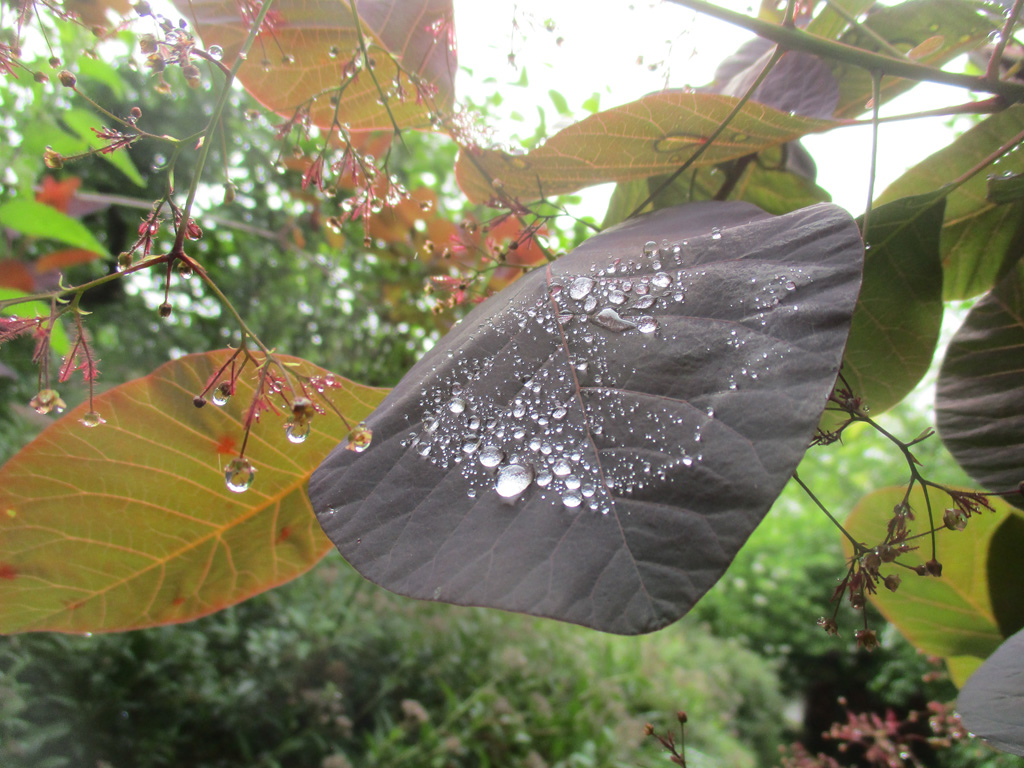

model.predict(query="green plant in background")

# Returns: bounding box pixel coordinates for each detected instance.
[2,0,1024,765]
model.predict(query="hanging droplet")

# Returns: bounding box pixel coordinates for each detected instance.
[207,45,223,60]
[346,422,373,452]
[29,389,66,415]
[285,421,311,443]
[225,457,256,493]
[79,410,105,428]
[212,382,232,406]
[479,445,503,467]
[495,463,533,498]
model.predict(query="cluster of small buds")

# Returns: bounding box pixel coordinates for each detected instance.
[138,14,202,90]
[643,711,689,766]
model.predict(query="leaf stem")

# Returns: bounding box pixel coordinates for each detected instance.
[986,0,1024,81]
[793,471,863,552]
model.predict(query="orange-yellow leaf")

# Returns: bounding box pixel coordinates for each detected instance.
[35,248,103,273]
[0,351,388,634]
[175,0,456,130]
[455,91,838,203]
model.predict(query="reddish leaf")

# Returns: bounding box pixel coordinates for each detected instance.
[454,92,837,204]
[35,248,104,273]
[0,260,35,292]
[175,0,456,130]
[34,175,82,214]
[0,351,387,634]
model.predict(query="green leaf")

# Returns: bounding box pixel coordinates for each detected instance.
[62,108,145,187]
[877,105,1024,299]
[844,486,1024,667]
[987,170,1024,204]
[0,351,388,634]
[831,0,998,118]
[837,193,945,415]
[0,288,70,356]
[0,200,108,258]
[455,92,837,203]
[806,0,875,41]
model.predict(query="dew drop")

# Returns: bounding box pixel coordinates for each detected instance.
[652,272,672,288]
[785,280,796,291]
[346,422,373,452]
[643,240,658,255]
[637,316,658,334]
[568,276,595,300]
[553,458,572,476]
[286,422,311,444]
[608,290,627,305]
[79,411,105,428]
[591,307,636,332]
[212,383,231,406]
[225,457,256,493]
[583,295,598,313]
[536,469,553,486]
[562,490,583,508]
[710,227,722,240]
[462,439,480,454]
[479,445,503,467]
[417,442,433,457]
[496,463,534,497]
[565,474,581,490]
[448,397,466,414]
[207,44,223,60]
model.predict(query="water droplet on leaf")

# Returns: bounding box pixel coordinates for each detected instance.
[479,445,503,467]
[496,463,533,497]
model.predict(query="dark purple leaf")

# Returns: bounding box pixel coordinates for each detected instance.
[937,263,1024,510]
[958,625,1024,756]
[309,202,864,634]
[717,47,839,120]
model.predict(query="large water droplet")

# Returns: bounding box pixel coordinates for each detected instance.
[79,411,105,428]
[562,490,582,508]
[608,291,627,306]
[637,316,658,334]
[553,458,572,476]
[536,469,553,486]
[479,445,503,467]
[643,240,658,255]
[448,397,466,414]
[212,383,231,406]
[652,272,672,288]
[591,308,636,332]
[346,422,373,452]
[496,463,533,497]
[225,457,256,493]
[286,422,311,443]
[568,277,594,300]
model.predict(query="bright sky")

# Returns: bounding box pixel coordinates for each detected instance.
[453,0,971,217]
